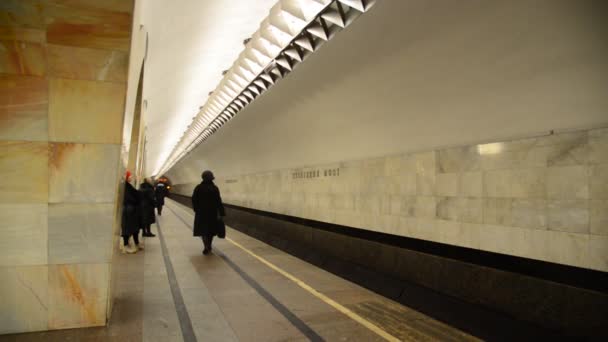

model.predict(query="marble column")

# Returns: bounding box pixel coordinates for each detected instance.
[0,0,134,334]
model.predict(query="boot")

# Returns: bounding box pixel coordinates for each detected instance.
[124,244,138,254]
[145,226,156,237]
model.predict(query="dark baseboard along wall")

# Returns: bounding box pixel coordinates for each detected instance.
[170,193,608,340]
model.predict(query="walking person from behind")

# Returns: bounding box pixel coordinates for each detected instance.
[121,171,141,253]
[192,170,225,255]
[155,182,168,215]
[140,178,156,237]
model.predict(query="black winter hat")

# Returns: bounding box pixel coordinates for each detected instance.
[202,170,215,181]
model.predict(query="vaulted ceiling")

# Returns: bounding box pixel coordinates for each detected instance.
[141,0,277,174]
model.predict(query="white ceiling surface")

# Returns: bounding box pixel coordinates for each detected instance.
[166,0,608,184]
[142,0,278,174]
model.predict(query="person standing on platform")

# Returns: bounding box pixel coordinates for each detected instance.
[140,178,156,237]
[155,182,168,215]
[121,171,141,253]
[192,170,225,255]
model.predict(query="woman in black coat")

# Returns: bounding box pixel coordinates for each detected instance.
[139,178,156,237]
[121,171,141,253]
[192,170,225,255]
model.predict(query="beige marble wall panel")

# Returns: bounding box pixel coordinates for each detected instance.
[478,144,547,171]
[483,168,546,198]
[0,204,47,266]
[437,197,483,223]
[47,0,134,14]
[546,165,589,200]
[479,224,528,257]
[174,128,607,270]
[530,230,589,269]
[44,3,131,51]
[437,146,480,173]
[415,152,437,195]
[436,173,459,196]
[589,163,608,199]
[48,143,120,203]
[48,78,125,144]
[588,235,608,272]
[589,128,608,164]
[47,44,128,82]
[48,263,109,329]
[0,74,48,141]
[0,27,45,43]
[547,199,589,233]
[414,196,436,219]
[0,40,46,76]
[0,1,46,29]
[511,199,547,229]
[48,203,113,264]
[460,171,482,197]
[0,141,48,203]
[590,200,608,236]
[0,266,48,334]
[544,131,589,167]
[483,198,512,226]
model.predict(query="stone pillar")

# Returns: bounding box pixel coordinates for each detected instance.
[0,0,134,334]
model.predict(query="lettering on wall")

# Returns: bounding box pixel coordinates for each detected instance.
[292,168,339,179]
[225,179,238,183]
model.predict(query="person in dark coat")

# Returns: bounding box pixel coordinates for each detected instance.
[121,171,141,253]
[192,170,225,255]
[154,182,168,215]
[139,178,156,237]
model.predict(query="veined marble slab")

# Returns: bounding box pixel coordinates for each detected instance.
[49,78,126,144]
[0,27,45,43]
[0,40,46,76]
[0,74,48,141]
[589,235,608,272]
[0,0,46,29]
[47,44,128,83]
[589,163,608,200]
[48,203,114,264]
[48,263,109,329]
[590,200,608,236]
[46,0,134,14]
[48,143,120,203]
[0,141,48,203]
[44,2,131,52]
[0,266,48,334]
[0,203,48,267]
[589,128,608,164]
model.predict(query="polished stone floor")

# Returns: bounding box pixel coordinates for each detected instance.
[1,200,477,342]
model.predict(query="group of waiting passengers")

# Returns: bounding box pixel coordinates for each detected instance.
[120,171,169,254]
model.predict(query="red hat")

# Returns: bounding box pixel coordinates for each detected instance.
[125,170,132,180]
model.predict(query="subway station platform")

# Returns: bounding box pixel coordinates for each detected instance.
[1,200,478,342]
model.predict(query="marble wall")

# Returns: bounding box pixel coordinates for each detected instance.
[0,0,133,334]
[173,128,608,272]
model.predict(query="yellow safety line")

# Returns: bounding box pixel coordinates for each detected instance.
[167,201,400,341]
[226,237,401,342]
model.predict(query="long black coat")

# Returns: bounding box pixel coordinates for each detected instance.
[121,182,140,236]
[192,180,225,237]
[139,182,156,226]
[155,184,168,206]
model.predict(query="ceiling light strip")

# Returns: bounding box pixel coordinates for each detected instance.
[155,0,376,176]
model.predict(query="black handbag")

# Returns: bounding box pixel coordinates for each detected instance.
[216,217,226,238]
